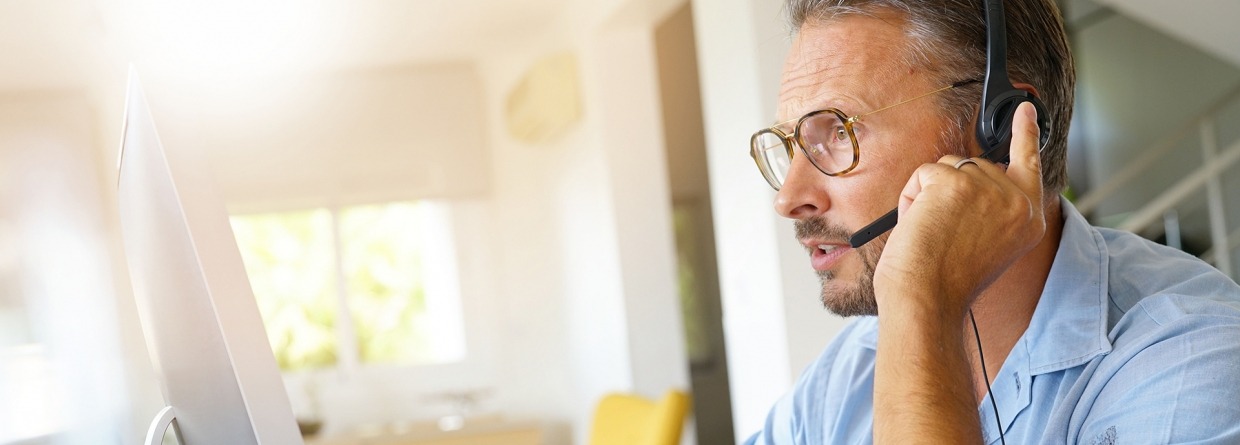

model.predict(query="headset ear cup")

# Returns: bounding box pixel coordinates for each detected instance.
[1002,94,1052,151]
[979,92,1053,163]
[978,92,1021,162]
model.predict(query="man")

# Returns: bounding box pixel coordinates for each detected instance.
[745,0,1240,443]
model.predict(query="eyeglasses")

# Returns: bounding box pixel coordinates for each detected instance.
[749,79,979,190]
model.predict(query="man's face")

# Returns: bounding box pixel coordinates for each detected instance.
[775,15,965,316]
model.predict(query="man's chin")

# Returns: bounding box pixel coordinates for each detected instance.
[817,234,882,317]
[819,280,878,317]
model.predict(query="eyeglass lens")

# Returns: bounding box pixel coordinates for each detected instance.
[753,112,855,189]
[753,131,791,189]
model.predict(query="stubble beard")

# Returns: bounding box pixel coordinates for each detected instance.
[796,217,886,317]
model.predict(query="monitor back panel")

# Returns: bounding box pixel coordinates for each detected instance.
[116,73,303,445]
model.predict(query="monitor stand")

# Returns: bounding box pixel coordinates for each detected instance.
[144,406,183,445]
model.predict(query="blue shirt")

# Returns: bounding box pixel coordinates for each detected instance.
[746,201,1240,444]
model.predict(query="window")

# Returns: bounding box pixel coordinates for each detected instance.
[230,201,465,373]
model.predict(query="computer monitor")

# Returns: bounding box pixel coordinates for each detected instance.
[115,69,303,445]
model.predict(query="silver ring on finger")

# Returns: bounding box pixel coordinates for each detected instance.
[953,157,980,170]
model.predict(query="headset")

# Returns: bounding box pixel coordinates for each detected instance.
[978,0,1052,163]
[848,0,1053,249]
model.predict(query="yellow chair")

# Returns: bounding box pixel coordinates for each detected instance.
[588,389,691,445]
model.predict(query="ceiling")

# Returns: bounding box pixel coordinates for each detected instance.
[0,0,570,93]
[11,0,1222,93]
[1086,0,1240,68]
[6,0,1237,94]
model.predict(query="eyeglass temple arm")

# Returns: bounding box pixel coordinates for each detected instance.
[852,79,979,122]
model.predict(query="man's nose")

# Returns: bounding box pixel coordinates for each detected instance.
[774,154,830,219]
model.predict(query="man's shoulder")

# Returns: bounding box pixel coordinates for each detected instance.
[1093,225,1240,322]
[1081,224,1240,369]
[1106,290,1240,353]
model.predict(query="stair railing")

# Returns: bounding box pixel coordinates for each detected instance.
[1073,83,1240,279]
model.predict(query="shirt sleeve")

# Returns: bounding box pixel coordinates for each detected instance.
[1076,312,1240,444]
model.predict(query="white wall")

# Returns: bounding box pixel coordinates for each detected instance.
[586,26,689,403]
[691,0,852,440]
[471,3,694,441]
[136,64,491,214]
[0,92,159,444]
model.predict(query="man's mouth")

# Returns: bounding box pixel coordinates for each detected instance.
[808,242,852,271]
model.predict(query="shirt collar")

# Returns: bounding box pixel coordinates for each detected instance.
[1022,200,1112,374]
[855,200,1113,374]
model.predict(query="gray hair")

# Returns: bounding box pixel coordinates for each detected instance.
[786,0,1075,196]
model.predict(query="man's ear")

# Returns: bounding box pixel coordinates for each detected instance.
[963,115,986,158]
[1013,82,1041,99]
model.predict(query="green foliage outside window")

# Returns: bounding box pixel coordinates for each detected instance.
[231,210,338,371]
[340,203,435,365]
[232,201,457,373]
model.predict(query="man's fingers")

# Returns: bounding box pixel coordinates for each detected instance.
[897,166,927,217]
[1008,101,1044,204]
[897,162,954,217]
